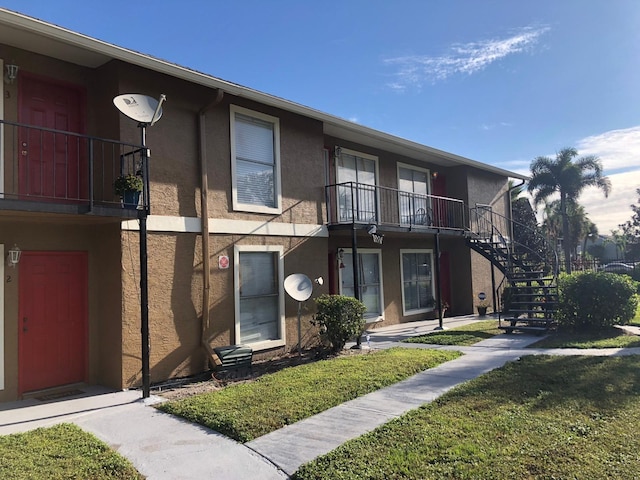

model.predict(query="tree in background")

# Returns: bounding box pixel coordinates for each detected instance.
[620,188,640,262]
[581,219,598,262]
[528,147,611,273]
[607,229,628,261]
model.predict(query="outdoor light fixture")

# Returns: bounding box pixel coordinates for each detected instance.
[7,244,21,267]
[314,277,324,286]
[334,145,342,159]
[367,224,377,235]
[4,63,18,84]
[337,248,345,269]
[432,171,439,179]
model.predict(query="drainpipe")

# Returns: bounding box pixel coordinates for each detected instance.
[198,89,224,358]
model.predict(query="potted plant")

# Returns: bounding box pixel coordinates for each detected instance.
[114,173,143,208]
[476,300,490,316]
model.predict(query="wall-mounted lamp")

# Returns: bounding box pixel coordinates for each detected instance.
[432,171,439,179]
[367,224,377,235]
[334,146,342,159]
[4,63,18,84]
[7,244,21,267]
[337,248,345,269]
[314,277,324,286]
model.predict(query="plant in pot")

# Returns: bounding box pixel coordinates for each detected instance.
[476,300,490,316]
[114,173,143,209]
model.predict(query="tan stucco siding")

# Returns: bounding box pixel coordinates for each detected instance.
[206,96,326,224]
[207,234,328,363]
[0,217,122,402]
[121,230,328,388]
[121,230,204,387]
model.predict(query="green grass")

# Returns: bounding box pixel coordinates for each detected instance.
[403,320,501,346]
[528,326,640,349]
[159,347,461,442]
[293,355,640,479]
[0,423,142,479]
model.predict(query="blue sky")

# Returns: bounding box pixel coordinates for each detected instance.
[5,1,640,233]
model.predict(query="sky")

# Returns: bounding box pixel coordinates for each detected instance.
[4,0,640,234]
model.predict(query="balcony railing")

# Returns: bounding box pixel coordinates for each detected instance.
[325,182,467,231]
[0,119,149,216]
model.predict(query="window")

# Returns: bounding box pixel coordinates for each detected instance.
[400,250,435,315]
[398,164,430,226]
[230,105,281,213]
[336,149,378,222]
[339,249,383,320]
[234,246,285,349]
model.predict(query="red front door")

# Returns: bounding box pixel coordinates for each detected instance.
[18,252,88,394]
[18,74,87,200]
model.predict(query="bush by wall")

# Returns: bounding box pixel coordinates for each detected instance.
[557,271,638,331]
[312,294,366,352]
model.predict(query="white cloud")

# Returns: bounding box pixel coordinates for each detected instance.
[579,170,640,234]
[576,126,640,172]
[526,126,640,234]
[384,25,549,91]
[574,125,640,233]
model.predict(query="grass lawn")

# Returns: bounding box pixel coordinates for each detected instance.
[528,326,640,349]
[403,319,501,346]
[0,423,142,479]
[159,347,461,442]
[293,355,640,480]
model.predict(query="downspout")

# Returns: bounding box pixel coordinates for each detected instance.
[198,89,224,359]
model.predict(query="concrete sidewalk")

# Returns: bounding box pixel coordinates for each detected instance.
[246,333,541,476]
[0,388,287,479]
[3,316,639,479]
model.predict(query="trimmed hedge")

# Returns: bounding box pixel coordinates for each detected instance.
[557,271,638,331]
[312,294,366,352]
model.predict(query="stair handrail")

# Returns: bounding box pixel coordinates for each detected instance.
[468,206,559,278]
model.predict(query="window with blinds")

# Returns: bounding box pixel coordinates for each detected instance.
[230,105,281,213]
[340,250,383,319]
[400,250,435,315]
[238,251,280,344]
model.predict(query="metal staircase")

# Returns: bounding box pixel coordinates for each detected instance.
[467,206,559,334]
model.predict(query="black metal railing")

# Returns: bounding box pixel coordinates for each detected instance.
[0,119,148,214]
[325,182,466,231]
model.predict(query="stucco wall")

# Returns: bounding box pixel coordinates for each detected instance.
[0,217,121,401]
[121,231,328,387]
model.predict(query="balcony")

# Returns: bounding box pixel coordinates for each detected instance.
[0,119,149,218]
[325,182,467,233]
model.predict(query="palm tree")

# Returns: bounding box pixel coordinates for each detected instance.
[608,229,627,261]
[528,147,611,273]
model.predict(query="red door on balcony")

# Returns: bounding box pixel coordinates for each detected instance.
[18,252,88,394]
[18,74,87,201]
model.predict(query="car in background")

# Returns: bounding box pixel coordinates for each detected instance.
[599,262,634,273]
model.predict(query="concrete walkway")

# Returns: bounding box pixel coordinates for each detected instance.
[2,316,640,479]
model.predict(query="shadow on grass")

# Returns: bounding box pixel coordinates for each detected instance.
[528,326,640,349]
[446,355,640,414]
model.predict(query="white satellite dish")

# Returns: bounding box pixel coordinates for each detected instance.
[113,93,165,124]
[284,273,313,302]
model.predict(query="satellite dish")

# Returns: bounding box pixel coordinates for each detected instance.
[284,273,313,302]
[113,94,165,124]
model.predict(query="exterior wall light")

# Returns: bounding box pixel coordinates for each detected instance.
[5,63,18,84]
[7,244,21,267]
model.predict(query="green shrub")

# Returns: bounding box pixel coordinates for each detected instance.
[557,271,638,331]
[312,294,366,352]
